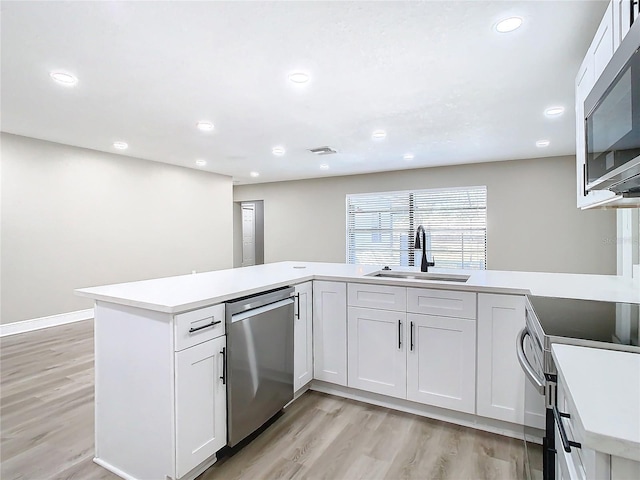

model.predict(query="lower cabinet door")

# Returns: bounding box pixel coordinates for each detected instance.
[476,293,525,424]
[294,281,313,391]
[175,335,227,479]
[313,281,347,386]
[347,306,407,399]
[406,313,476,414]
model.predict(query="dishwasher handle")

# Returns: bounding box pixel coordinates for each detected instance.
[230,297,294,323]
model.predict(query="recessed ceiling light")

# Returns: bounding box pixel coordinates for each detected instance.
[250,171,260,177]
[545,106,565,116]
[372,130,387,140]
[113,141,128,150]
[288,72,310,84]
[49,71,78,86]
[495,17,523,33]
[403,153,415,160]
[320,164,330,170]
[536,140,550,148]
[195,159,207,166]
[196,121,214,132]
[272,146,286,156]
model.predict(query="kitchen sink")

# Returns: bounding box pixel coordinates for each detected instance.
[366,271,470,283]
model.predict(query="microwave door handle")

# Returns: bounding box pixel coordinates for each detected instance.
[516,327,546,395]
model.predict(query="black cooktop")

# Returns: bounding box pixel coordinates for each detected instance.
[527,295,639,346]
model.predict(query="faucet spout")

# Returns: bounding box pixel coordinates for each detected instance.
[414,225,435,272]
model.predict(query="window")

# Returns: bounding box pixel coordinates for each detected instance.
[346,186,487,270]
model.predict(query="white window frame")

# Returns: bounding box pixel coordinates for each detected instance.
[345,185,487,270]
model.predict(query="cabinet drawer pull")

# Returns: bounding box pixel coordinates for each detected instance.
[553,406,582,453]
[188,319,221,333]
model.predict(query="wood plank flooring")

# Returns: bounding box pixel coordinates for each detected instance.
[1,320,541,480]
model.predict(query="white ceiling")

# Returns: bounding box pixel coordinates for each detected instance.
[1,1,608,185]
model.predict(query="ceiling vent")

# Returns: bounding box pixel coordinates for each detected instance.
[308,146,337,155]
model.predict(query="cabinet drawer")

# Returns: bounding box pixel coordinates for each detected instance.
[348,283,406,311]
[407,288,476,319]
[174,304,225,351]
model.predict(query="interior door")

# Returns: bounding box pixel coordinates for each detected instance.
[241,203,255,267]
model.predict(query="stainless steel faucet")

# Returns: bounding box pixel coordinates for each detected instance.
[414,225,435,272]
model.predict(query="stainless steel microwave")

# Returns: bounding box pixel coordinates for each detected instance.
[584,18,640,197]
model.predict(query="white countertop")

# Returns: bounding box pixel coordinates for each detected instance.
[552,344,640,462]
[75,261,640,313]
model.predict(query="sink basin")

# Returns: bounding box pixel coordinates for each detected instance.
[366,271,470,283]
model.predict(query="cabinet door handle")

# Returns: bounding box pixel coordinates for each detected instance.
[410,321,414,351]
[188,319,222,333]
[295,293,300,319]
[398,320,402,349]
[553,406,581,452]
[220,347,226,385]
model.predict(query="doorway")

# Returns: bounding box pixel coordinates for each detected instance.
[233,200,264,267]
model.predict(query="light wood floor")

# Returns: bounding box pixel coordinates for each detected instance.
[1,320,541,480]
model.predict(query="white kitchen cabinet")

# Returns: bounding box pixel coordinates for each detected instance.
[313,280,347,386]
[407,287,476,319]
[555,371,610,480]
[347,306,407,399]
[175,335,227,479]
[294,281,313,392]
[592,2,615,79]
[477,293,526,424]
[554,353,640,480]
[612,0,632,49]
[406,313,476,414]
[348,283,406,311]
[93,301,226,480]
[575,0,619,209]
[345,285,477,414]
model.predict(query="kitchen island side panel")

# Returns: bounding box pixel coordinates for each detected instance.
[94,301,175,479]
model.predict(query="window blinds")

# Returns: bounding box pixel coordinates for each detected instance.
[346,186,487,270]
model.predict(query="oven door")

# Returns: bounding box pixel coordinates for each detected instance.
[517,326,550,480]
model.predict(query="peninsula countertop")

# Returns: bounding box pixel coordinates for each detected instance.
[75,261,640,314]
[552,344,640,462]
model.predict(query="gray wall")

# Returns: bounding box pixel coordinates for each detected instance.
[234,155,617,275]
[1,133,233,324]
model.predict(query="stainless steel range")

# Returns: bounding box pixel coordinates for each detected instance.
[517,296,639,480]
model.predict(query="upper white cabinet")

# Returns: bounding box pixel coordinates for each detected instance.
[576,2,618,209]
[348,306,407,398]
[613,0,633,49]
[575,0,633,209]
[294,281,313,392]
[313,280,347,386]
[593,3,615,79]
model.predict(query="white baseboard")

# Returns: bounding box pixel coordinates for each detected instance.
[0,308,94,337]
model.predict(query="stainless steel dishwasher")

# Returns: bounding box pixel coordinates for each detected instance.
[225,286,295,447]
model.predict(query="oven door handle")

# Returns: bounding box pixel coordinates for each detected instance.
[516,327,546,395]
